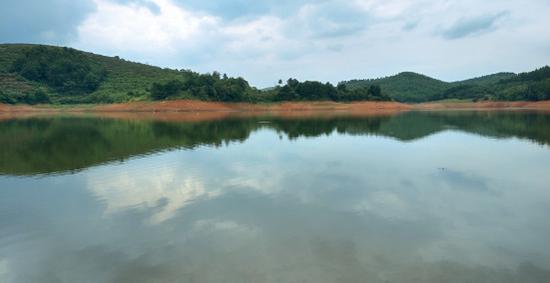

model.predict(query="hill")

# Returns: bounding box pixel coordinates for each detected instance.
[0,44,548,104]
[454,72,515,86]
[0,44,185,104]
[342,68,549,102]
[0,44,389,104]
[344,72,448,102]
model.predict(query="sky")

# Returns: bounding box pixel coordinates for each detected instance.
[1,0,550,87]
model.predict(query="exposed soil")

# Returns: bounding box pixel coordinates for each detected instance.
[0,101,413,121]
[0,100,410,114]
[415,100,550,110]
[92,100,413,112]
[1,100,550,121]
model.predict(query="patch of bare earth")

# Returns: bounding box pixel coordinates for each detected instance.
[415,101,550,110]
[2,100,550,122]
[91,100,412,113]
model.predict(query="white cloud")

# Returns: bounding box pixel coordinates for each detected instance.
[353,0,422,18]
[74,0,220,61]
[67,0,550,87]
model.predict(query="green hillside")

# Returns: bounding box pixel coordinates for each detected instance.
[343,68,549,102]
[454,72,515,86]
[0,44,389,104]
[0,44,184,103]
[1,44,548,104]
[344,72,449,102]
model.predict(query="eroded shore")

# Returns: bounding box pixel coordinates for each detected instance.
[1,100,550,121]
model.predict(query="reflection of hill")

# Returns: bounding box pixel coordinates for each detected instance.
[382,111,550,144]
[264,111,550,144]
[0,117,256,176]
[1,111,549,176]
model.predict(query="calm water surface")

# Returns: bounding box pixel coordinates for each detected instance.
[1,111,550,282]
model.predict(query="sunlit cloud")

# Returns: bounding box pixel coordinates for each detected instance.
[74,0,220,60]
[2,0,550,86]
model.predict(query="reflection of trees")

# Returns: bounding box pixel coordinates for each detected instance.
[1,111,549,175]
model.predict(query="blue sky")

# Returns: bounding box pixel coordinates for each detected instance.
[1,0,550,87]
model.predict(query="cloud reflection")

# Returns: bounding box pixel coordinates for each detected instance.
[1,125,550,282]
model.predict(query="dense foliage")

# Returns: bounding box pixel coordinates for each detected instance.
[0,89,50,104]
[2,45,388,104]
[273,79,390,101]
[150,71,254,102]
[0,44,549,104]
[149,76,390,102]
[493,66,550,101]
[343,68,550,102]
[0,44,184,104]
[10,46,106,95]
[344,72,449,102]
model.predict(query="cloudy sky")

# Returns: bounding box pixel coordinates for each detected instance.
[1,0,550,87]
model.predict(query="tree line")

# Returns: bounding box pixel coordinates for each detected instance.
[150,71,255,102]
[3,45,547,104]
[150,75,390,102]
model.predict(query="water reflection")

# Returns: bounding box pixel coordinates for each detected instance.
[1,110,550,176]
[1,111,550,282]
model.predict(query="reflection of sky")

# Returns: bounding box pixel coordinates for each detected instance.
[1,129,550,282]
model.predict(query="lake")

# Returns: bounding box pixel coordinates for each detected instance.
[1,110,550,283]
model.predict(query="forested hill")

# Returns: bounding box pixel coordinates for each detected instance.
[342,68,550,102]
[0,44,187,104]
[344,72,449,102]
[0,44,549,104]
[0,44,388,104]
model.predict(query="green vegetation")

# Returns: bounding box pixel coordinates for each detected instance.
[494,66,550,101]
[150,72,257,102]
[148,77,389,102]
[271,79,389,101]
[0,88,50,104]
[0,72,51,104]
[0,44,185,104]
[342,68,550,102]
[10,46,106,95]
[0,44,548,104]
[344,72,449,102]
[2,111,550,175]
[0,44,387,104]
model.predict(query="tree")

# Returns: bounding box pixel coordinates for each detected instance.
[277,85,296,101]
[151,80,184,100]
[272,78,389,102]
[11,46,106,95]
[369,85,381,97]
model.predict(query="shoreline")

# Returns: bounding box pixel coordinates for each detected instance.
[1,100,550,116]
[0,101,412,113]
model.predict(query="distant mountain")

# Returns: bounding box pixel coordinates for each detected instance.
[342,68,549,102]
[344,72,449,102]
[454,72,515,86]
